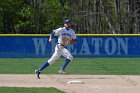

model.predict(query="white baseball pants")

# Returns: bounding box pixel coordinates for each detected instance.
[48,44,73,65]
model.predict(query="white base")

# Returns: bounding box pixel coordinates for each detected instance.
[67,80,84,84]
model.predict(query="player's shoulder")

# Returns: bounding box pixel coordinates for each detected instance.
[70,28,75,31]
[55,27,64,30]
[69,28,75,33]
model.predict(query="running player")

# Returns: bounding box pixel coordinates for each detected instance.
[35,19,77,79]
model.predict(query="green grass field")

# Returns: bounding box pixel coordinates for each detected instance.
[0,58,140,93]
[0,87,65,93]
[0,58,140,75]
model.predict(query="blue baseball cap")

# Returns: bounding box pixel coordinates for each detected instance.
[64,19,72,23]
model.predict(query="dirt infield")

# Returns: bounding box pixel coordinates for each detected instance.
[0,74,140,93]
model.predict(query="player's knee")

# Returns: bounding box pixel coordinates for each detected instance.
[48,60,55,65]
[67,56,73,61]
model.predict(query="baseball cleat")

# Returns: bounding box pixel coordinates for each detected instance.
[58,70,68,74]
[35,70,41,79]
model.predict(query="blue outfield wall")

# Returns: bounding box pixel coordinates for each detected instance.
[0,34,140,58]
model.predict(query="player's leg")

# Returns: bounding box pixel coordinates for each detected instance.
[38,52,61,71]
[59,48,73,74]
[35,45,61,78]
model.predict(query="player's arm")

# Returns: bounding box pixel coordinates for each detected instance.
[49,32,55,43]
[69,31,77,45]
[49,27,62,43]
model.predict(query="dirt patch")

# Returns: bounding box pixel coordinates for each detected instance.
[0,74,140,93]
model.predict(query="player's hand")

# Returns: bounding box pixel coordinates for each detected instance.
[49,36,53,43]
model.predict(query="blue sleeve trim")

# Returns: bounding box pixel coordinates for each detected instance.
[50,32,55,37]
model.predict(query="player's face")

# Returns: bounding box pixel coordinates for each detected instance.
[64,22,72,28]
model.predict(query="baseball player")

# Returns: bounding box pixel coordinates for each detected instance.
[35,18,77,79]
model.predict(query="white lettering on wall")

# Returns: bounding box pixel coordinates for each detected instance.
[117,38,128,55]
[32,37,129,56]
[92,38,102,55]
[105,38,116,55]
[79,38,92,55]
[32,38,47,55]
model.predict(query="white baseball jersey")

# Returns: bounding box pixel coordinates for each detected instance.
[53,27,77,46]
[48,27,77,65]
